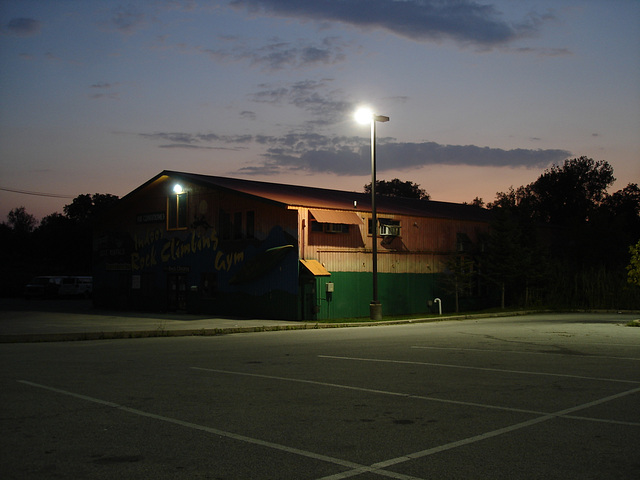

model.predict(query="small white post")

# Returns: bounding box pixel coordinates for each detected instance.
[434,298,442,315]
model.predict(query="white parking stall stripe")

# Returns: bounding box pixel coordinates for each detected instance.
[319,355,640,384]
[411,345,640,361]
[191,366,547,415]
[316,385,640,480]
[191,367,640,427]
[17,380,425,480]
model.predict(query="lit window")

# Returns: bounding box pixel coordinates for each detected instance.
[168,192,187,230]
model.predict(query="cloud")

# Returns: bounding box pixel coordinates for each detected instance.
[138,129,570,174]
[4,18,41,37]
[240,110,257,120]
[88,82,121,100]
[250,79,353,125]
[89,92,120,100]
[90,82,119,89]
[230,0,554,46]
[242,138,571,175]
[504,46,571,57]
[200,35,347,70]
[106,5,146,34]
[138,131,252,150]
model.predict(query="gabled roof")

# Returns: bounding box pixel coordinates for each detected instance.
[135,170,492,222]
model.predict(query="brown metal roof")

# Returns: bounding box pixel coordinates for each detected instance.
[147,170,492,222]
[309,209,363,225]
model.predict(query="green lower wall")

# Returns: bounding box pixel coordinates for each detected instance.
[313,272,445,319]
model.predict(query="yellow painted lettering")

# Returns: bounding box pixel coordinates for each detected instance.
[215,251,225,271]
[161,241,171,262]
[131,253,140,271]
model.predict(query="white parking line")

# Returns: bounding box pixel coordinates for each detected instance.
[411,345,640,361]
[315,385,640,480]
[190,367,640,427]
[319,355,640,384]
[191,367,546,415]
[17,380,425,480]
[20,368,640,480]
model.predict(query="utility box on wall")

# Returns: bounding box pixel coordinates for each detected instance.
[326,282,334,302]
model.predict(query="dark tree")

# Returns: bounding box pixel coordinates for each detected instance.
[526,156,615,225]
[364,178,430,200]
[34,213,75,272]
[467,197,485,208]
[443,254,476,313]
[483,208,527,308]
[58,193,119,273]
[487,157,638,309]
[628,240,640,287]
[2,207,38,295]
[6,206,37,234]
[64,193,119,224]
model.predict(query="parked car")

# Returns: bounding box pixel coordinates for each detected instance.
[58,276,93,298]
[24,276,63,299]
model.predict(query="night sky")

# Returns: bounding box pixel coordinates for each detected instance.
[1,0,638,220]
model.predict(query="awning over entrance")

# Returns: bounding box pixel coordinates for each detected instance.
[309,209,363,225]
[300,259,331,276]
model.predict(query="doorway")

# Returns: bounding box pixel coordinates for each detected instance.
[167,274,188,311]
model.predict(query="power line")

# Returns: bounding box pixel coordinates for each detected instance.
[0,186,75,199]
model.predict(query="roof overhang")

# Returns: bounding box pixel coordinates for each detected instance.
[300,259,331,276]
[309,209,363,225]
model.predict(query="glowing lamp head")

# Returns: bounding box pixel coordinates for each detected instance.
[173,184,184,194]
[354,107,373,125]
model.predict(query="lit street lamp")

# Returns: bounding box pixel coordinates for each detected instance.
[355,107,389,320]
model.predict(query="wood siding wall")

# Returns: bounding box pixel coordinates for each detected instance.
[296,207,487,274]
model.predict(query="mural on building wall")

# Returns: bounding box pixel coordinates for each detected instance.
[129,228,245,273]
[96,224,298,294]
[230,244,295,284]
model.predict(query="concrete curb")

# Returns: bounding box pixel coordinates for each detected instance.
[0,310,552,343]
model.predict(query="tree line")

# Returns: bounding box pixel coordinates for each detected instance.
[2,158,639,309]
[1,194,118,296]
[441,157,640,310]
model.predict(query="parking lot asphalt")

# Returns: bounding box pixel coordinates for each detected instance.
[0,298,308,342]
[1,297,638,344]
[1,312,639,479]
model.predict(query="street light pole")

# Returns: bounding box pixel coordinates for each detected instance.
[356,108,389,320]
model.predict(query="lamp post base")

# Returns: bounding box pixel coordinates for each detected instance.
[370,302,383,321]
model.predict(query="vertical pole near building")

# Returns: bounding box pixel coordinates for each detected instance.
[355,108,388,321]
[370,114,389,321]
[370,117,381,320]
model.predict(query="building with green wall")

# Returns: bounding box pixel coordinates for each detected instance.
[93,171,492,320]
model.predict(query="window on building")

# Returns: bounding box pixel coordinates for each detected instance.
[456,233,472,252]
[219,210,231,240]
[246,211,255,239]
[310,221,350,233]
[167,192,187,230]
[233,212,243,239]
[324,223,349,233]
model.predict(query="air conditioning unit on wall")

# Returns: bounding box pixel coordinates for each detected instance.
[379,224,400,237]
